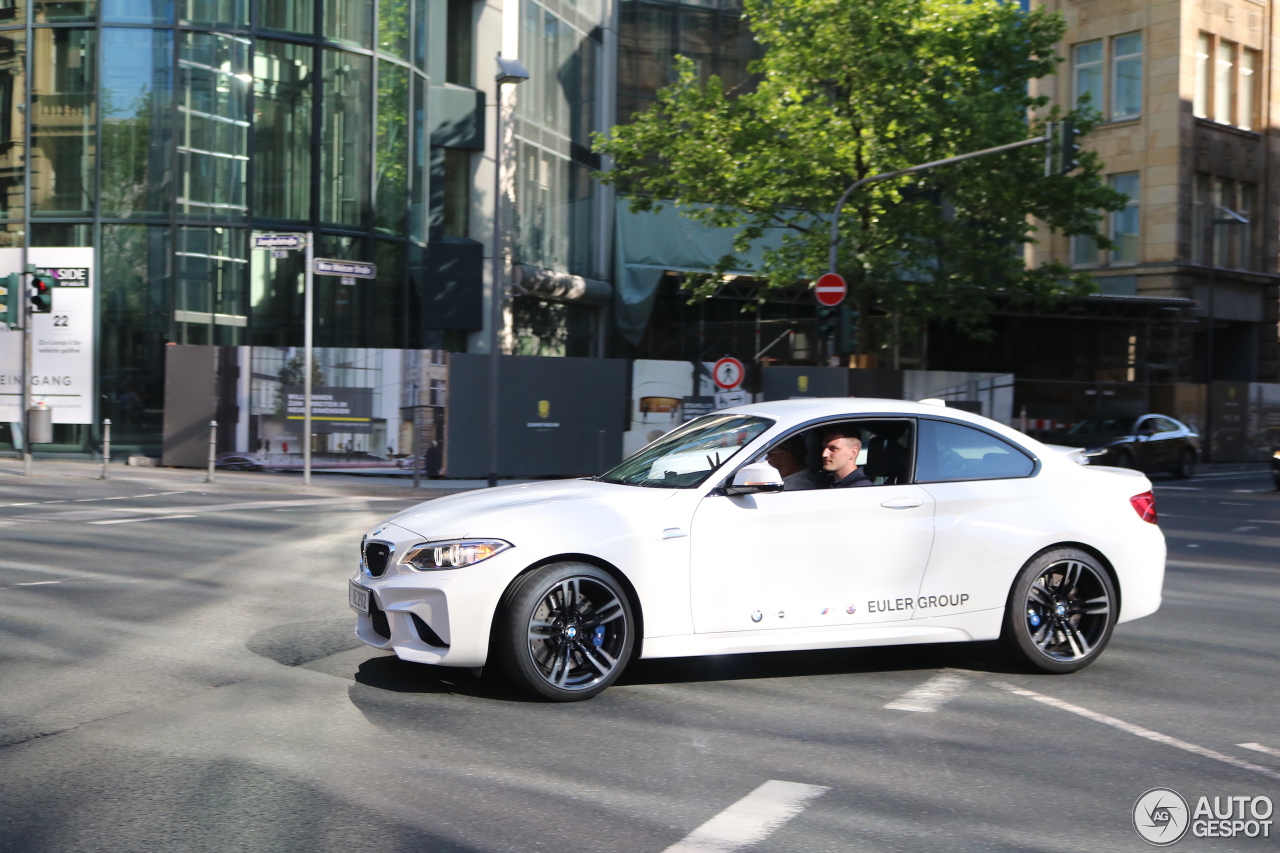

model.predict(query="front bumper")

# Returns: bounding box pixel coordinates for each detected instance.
[350,548,524,668]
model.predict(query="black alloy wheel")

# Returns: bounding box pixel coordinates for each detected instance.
[1001,548,1117,674]
[498,562,635,701]
[1172,448,1196,479]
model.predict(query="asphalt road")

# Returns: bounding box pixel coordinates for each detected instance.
[0,462,1277,852]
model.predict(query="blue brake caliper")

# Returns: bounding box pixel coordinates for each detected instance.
[593,625,605,647]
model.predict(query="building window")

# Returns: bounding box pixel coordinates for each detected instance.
[1073,41,1103,112]
[1193,173,1258,270]
[1194,34,1210,118]
[1239,48,1258,131]
[1111,33,1142,119]
[1108,172,1140,265]
[1071,233,1100,268]
[446,0,474,86]
[1215,40,1235,125]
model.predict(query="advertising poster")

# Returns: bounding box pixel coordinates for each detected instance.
[0,247,96,424]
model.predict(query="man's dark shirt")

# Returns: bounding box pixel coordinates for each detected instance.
[830,467,872,488]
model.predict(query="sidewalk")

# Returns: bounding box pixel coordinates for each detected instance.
[0,456,542,498]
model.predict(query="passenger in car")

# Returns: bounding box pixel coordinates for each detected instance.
[766,436,826,491]
[821,426,872,488]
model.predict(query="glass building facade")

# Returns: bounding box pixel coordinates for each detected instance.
[0,0,455,451]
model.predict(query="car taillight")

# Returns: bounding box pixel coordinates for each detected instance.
[1130,490,1157,524]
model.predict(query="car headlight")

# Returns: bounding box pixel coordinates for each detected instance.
[1273,450,1280,460]
[402,539,512,570]
[1081,448,1109,458]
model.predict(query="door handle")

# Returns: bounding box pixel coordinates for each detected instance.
[880,497,924,510]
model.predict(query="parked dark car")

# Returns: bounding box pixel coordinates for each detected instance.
[1272,445,1279,490]
[215,454,263,471]
[1055,414,1200,478]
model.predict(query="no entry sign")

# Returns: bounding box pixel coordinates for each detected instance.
[712,357,745,390]
[814,273,847,307]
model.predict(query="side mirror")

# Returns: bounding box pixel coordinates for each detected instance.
[725,462,785,495]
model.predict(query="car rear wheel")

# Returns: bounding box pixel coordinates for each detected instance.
[1001,549,1117,674]
[1114,449,1135,469]
[498,562,635,701]
[1171,448,1196,479]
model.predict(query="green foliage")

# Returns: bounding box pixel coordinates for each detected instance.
[594,0,1126,341]
[275,352,325,415]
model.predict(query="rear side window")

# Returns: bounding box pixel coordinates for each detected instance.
[915,420,1035,483]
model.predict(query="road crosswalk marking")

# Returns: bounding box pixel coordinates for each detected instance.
[884,671,969,712]
[1238,742,1280,759]
[662,780,828,853]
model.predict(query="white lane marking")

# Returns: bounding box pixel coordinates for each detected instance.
[1247,519,1280,524]
[13,581,61,586]
[884,671,969,712]
[88,514,198,525]
[662,780,829,853]
[1154,486,1200,490]
[1234,526,1260,533]
[994,682,1280,782]
[4,502,38,506]
[1220,501,1256,506]
[1232,489,1272,493]
[1239,743,1280,759]
[42,500,67,504]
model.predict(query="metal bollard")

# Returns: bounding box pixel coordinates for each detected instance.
[100,418,111,480]
[205,420,217,483]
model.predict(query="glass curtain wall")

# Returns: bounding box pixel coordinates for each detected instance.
[1,0,430,452]
[514,0,602,278]
[617,0,760,126]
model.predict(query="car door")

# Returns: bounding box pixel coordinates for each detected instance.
[912,418,1043,618]
[1148,417,1183,469]
[688,420,936,634]
[1131,416,1163,471]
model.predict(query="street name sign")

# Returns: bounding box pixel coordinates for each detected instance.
[314,259,377,278]
[252,233,307,250]
[814,273,847,307]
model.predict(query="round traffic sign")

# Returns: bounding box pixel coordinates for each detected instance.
[712,357,745,390]
[814,273,847,307]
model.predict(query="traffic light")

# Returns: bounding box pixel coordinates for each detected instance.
[0,272,14,328]
[29,272,53,313]
[818,307,838,339]
[1059,119,1081,174]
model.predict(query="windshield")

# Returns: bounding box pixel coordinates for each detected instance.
[1068,417,1135,436]
[600,415,773,488]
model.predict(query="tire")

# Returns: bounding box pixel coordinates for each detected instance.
[1114,449,1135,470]
[497,562,635,701]
[1000,548,1118,674]
[1171,448,1196,479]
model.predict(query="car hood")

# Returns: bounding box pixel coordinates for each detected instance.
[383,478,677,539]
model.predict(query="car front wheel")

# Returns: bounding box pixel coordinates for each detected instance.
[1001,549,1117,674]
[498,562,635,701]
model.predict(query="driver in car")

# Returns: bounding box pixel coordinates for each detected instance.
[821,427,872,488]
[766,436,825,491]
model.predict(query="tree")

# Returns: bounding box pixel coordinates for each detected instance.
[275,351,325,415]
[594,0,1126,351]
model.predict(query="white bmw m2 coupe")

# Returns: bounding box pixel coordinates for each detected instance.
[351,399,1165,701]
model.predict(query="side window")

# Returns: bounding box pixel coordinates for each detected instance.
[915,420,1035,483]
[1154,417,1179,433]
[756,419,913,490]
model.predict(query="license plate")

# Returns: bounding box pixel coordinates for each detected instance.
[349,581,370,615]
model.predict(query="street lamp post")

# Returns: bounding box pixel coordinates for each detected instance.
[1202,204,1249,462]
[487,56,530,489]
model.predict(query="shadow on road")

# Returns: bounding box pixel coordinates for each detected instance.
[345,640,1027,705]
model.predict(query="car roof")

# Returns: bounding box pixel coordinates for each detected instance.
[723,397,988,424]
